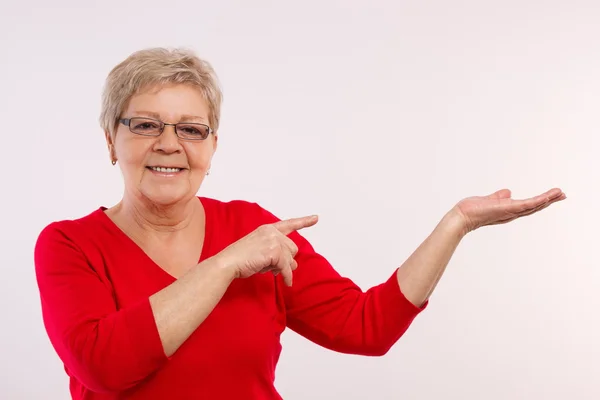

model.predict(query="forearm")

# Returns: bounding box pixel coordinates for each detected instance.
[149,255,235,357]
[396,209,466,307]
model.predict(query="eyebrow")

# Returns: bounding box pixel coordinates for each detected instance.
[180,114,207,123]
[131,111,207,123]
[131,111,161,119]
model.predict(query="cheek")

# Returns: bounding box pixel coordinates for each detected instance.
[117,139,150,164]
[116,141,153,181]
[185,145,214,170]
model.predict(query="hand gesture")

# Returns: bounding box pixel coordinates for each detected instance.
[452,187,566,234]
[215,215,319,286]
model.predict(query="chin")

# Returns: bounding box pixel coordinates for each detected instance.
[141,187,192,207]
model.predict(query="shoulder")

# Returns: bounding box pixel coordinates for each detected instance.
[200,196,281,226]
[196,196,283,248]
[36,208,105,246]
[199,196,313,248]
[34,208,107,270]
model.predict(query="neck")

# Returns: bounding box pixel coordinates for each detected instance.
[113,193,202,235]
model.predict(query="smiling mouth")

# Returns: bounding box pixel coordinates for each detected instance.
[147,166,186,173]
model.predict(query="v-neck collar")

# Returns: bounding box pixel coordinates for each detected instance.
[93,196,213,282]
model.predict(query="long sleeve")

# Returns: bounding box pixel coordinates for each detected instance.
[254,204,427,356]
[34,222,168,393]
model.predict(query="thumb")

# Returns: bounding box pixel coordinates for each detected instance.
[488,189,512,199]
[273,215,319,236]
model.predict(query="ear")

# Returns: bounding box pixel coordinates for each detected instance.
[105,130,113,146]
[212,133,218,150]
[105,130,116,163]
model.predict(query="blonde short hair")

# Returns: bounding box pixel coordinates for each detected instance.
[100,47,222,137]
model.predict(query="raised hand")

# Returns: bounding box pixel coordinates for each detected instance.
[451,187,566,234]
[214,215,319,286]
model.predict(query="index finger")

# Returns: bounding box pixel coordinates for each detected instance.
[272,215,319,236]
[506,188,565,213]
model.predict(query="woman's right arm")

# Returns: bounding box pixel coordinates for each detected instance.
[35,224,234,394]
[35,216,315,394]
[148,256,235,358]
[151,215,317,356]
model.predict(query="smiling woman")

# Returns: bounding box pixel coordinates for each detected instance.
[107,84,216,208]
[33,47,566,400]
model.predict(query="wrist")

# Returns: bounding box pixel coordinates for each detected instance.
[442,207,470,238]
[205,253,238,283]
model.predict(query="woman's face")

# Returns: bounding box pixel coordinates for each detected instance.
[107,84,217,207]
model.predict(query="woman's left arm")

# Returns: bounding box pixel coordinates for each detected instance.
[398,187,566,307]
[267,187,565,356]
[393,208,465,308]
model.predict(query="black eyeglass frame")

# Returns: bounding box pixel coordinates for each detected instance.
[119,117,214,140]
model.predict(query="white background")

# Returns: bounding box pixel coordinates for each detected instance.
[1,0,599,399]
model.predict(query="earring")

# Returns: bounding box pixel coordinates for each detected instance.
[111,159,117,166]
[206,169,210,176]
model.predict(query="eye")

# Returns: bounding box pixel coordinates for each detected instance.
[178,124,209,138]
[134,121,160,131]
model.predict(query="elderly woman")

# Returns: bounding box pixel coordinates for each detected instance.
[34,47,565,400]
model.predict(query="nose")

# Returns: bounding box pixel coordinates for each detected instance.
[153,124,183,154]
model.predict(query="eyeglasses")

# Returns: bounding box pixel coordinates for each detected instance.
[119,117,213,141]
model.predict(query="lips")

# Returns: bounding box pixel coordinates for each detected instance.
[147,166,186,173]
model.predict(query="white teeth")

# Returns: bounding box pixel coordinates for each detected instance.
[151,167,181,173]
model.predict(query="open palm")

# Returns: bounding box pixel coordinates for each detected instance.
[454,187,566,233]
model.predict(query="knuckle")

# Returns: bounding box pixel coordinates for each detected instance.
[265,246,278,261]
[257,225,271,235]
[269,241,282,255]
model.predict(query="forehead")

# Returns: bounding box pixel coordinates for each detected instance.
[124,84,209,122]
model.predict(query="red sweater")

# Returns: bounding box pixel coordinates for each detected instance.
[34,197,426,399]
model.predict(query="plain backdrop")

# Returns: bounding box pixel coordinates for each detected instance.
[1,0,598,399]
